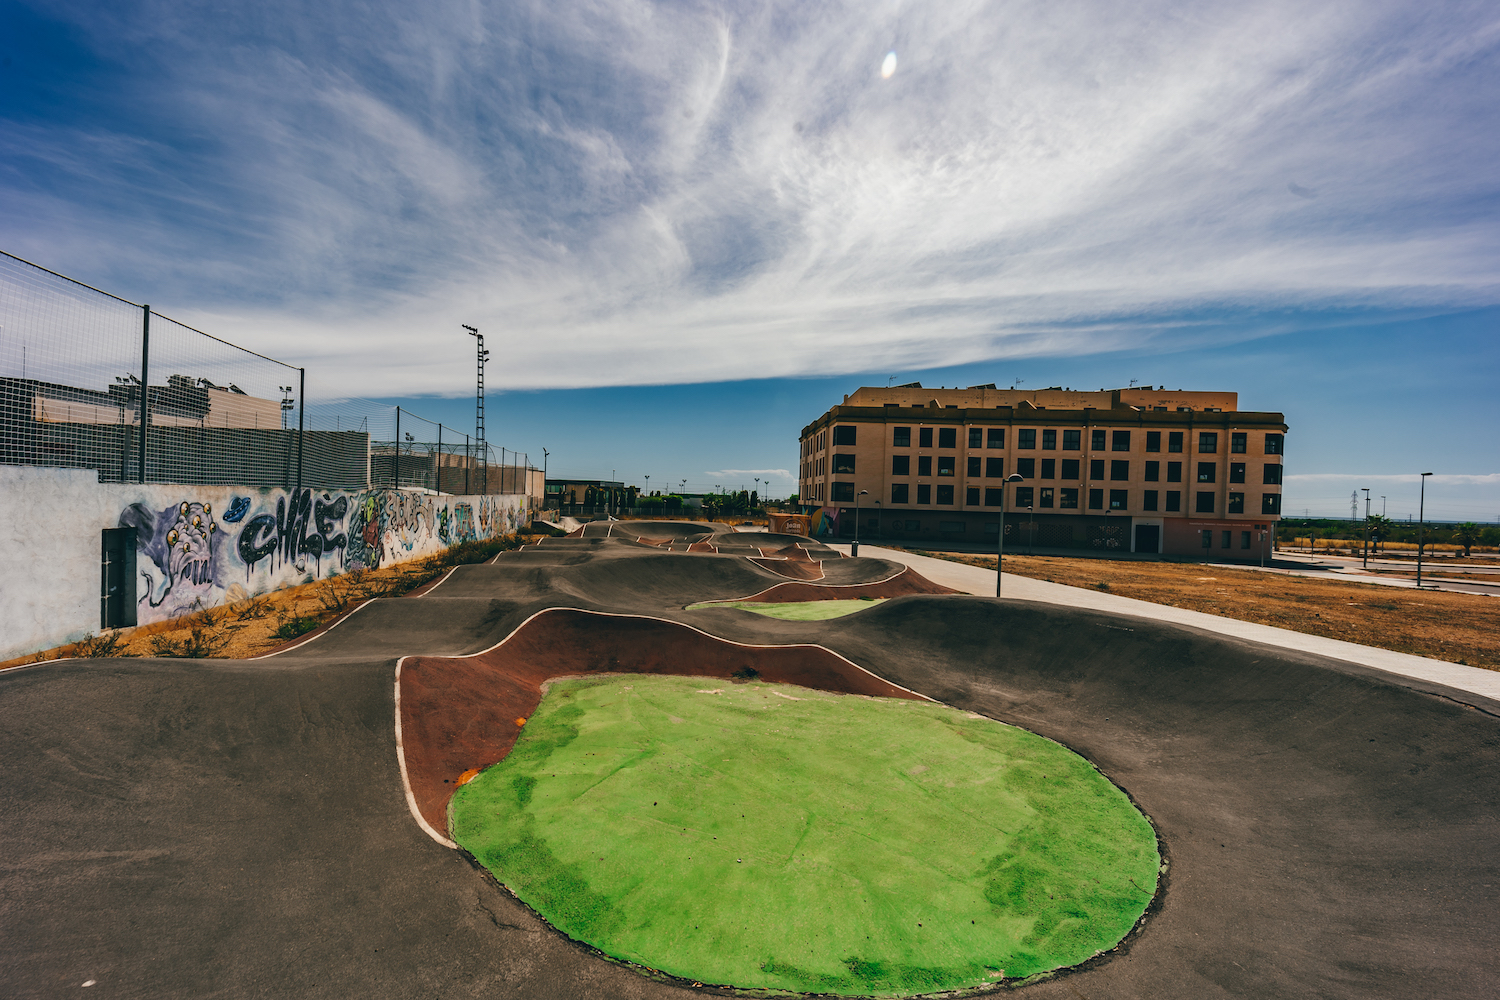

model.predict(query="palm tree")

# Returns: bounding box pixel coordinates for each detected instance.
[1452,522,1481,558]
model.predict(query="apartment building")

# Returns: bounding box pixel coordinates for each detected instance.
[798,384,1286,561]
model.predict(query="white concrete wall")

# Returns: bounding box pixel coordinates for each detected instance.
[0,467,530,662]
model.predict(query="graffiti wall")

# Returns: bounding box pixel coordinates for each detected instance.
[0,466,530,661]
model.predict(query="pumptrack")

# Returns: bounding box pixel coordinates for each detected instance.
[2,526,1496,998]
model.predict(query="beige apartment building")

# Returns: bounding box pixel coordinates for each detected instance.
[798,384,1287,561]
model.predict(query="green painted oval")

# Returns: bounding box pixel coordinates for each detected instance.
[452,675,1158,996]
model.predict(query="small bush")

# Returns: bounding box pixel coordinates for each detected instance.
[1096,581,1111,591]
[74,631,129,658]
[731,667,760,683]
[150,622,230,658]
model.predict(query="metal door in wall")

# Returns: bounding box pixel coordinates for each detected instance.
[1134,524,1160,555]
[100,527,137,630]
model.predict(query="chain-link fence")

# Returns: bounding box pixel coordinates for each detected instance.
[1,250,534,493]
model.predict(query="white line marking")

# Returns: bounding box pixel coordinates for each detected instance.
[418,565,460,596]
[395,654,459,849]
[245,598,377,660]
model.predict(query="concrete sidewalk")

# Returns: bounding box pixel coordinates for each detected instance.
[836,542,1500,703]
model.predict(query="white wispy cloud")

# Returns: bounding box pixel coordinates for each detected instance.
[5,1,1499,396]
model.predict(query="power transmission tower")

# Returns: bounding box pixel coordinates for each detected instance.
[463,325,489,493]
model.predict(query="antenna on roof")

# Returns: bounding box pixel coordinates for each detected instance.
[1129,379,1138,387]
[1011,378,1024,389]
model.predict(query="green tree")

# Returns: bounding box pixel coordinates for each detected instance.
[1452,522,1481,557]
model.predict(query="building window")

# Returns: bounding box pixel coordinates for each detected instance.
[939,427,957,449]
[966,486,980,505]
[968,427,983,448]
[937,456,956,476]
[1222,530,1232,549]
[892,455,910,476]
[937,485,955,505]
[967,456,981,477]
[1019,428,1037,449]
[1109,489,1128,510]
[1143,490,1159,511]
[1263,464,1283,485]
[833,454,856,474]
[1061,458,1080,480]
[984,488,1003,506]
[1016,486,1034,507]
[1196,491,1215,513]
[1201,530,1213,548]
[1231,432,1247,454]
[1241,530,1252,550]
[988,428,1005,448]
[1112,430,1131,452]
[1042,429,1057,450]
[1166,490,1181,512]
[1168,431,1183,453]
[833,482,855,501]
[1198,432,1218,453]
[1262,493,1282,514]
[891,483,909,504]
[1060,487,1079,509]
[833,425,857,446]
[918,456,932,476]
[1230,462,1245,483]
[1145,461,1160,482]
[1228,492,1244,513]
[1088,488,1104,509]
[1063,429,1081,450]
[1198,462,1216,483]
[986,457,1005,477]
[1091,429,1106,450]
[1088,458,1104,480]
[919,427,933,448]
[1017,457,1036,478]
[893,426,911,447]
[1041,458,1055,479]
[1040,487,1054,508]
[1111,460,1130,481]
[1167,461,1182,483]
[1265,433,1283,454]
[1146,431,1161,452]
[917,484,931,505]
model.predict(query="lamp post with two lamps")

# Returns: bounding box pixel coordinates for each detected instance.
[996,473,1024,597]
[851,490,869,557]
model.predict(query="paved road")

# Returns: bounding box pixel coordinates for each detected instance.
[2,531,1496,999]
[838,543,1500,704]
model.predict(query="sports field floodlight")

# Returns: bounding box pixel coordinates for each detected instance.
[1417,473,1433,588]
[997,473,1024,597]
[852,490,869,557]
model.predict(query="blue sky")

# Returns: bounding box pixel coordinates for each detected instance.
[2,1,1497,519]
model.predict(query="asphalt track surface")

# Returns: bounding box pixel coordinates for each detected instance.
[3,531,1498,998]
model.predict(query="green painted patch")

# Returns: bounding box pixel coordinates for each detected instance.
[452,675,1159,996]
[685,598,885,620]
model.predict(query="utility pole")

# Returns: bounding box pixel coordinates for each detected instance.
[542,448,549,510]
[463,325,488,493]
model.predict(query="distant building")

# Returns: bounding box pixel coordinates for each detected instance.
[798,384,1286,561]
[546,479,627,510]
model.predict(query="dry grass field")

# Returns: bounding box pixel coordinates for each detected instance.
[899,549,1500,671]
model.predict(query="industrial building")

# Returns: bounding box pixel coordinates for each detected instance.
[798,384,1286,561]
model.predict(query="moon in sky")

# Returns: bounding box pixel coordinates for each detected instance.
[881,51,897,79]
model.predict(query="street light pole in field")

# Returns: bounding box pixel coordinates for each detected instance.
[852,490,868,557]
[1361,488,1371,568]
[1416,472,1433,588]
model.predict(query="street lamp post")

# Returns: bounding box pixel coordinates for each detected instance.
[1361,488,1371,569]
[1417,472,1433,588]
[852,490,869,557]
[542,448,549,510]
[996,473,1024,598]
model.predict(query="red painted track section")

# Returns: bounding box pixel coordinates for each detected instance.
[398,608,923,834]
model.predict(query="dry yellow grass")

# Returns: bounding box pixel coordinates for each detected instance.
[897,549,1500,671]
